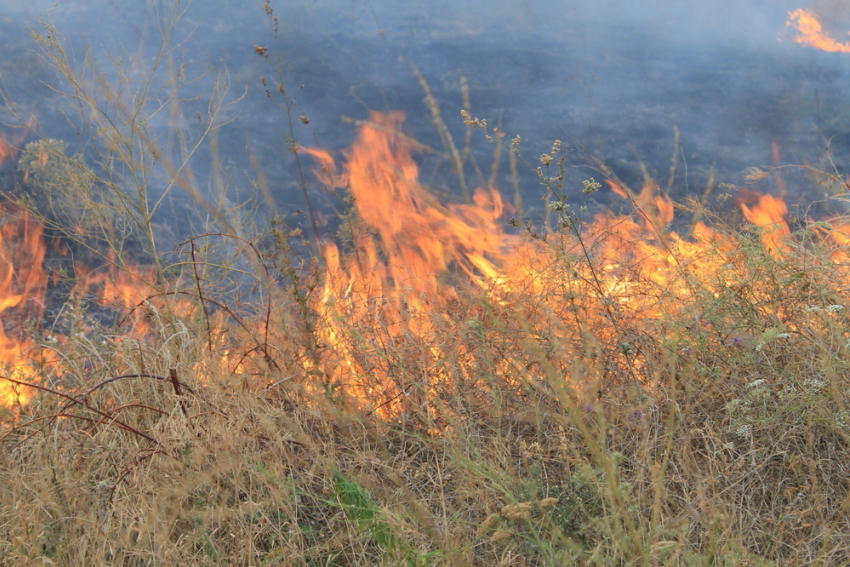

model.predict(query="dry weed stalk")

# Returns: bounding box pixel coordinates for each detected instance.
[0,3,849,567]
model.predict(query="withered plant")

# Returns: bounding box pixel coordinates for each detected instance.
[0,3,849,567]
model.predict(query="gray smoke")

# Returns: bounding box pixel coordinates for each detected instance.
[1,0,848,219]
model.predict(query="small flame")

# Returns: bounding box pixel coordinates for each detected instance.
[0,135,17,167]
[738,190,791,255]
[787,9,850,53]
[72,260,160,336]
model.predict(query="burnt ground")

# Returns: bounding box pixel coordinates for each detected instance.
[2,4,850,235]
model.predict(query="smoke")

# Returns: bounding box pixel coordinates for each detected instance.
[2,0,849,213]
[283,0,810,48]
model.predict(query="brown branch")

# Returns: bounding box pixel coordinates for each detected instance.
[0,375,159,445]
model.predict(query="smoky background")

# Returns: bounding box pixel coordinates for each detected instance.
[0,0,848,230]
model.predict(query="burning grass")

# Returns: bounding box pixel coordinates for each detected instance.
[0,110,850,565]
[2,5,850,564]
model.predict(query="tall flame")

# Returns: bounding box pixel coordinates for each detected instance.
[0,207,47,406]
[305,112,812,414]
[0,113,833,416]
[305,111,511,325]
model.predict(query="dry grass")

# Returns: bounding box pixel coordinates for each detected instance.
[3,188,850,566]
[2,4,850,567]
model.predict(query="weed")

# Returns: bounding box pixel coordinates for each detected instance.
[0,3,850,567]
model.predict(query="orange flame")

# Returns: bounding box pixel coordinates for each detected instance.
[304,112,520,409]
[787,9,850,52]
[0,114,835,417]
[0,217,179,411]
[0,135,17,167]
[0,207,47,406]
[738,190,791,255]
[303,112,824,415]
[71,260,161,336]
[309,111,510,319]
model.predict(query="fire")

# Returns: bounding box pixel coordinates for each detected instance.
[787,9,850,53]
[738,190,791,255]
[0,114,837,418]
[0,215,173,411]
[303,112,515,406]
[306,112,826,415]
[0,135,16,167]
[71,260,160,336]
[303,111,509,306]
[0,207,47,406]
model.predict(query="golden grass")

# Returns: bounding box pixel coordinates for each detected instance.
[2,209,850,566]
[2,4,850,565]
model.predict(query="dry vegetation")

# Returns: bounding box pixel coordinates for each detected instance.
[2,4,850,567]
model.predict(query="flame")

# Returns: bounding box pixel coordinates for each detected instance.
[738,190,791,255]
[0,218,179,411]
[71,260,160,336]
[0,113,840,418]
[308,111,510,324]
[305,112,824,416]
[304,112,515,408]
[305,111,509,302]
[0,207,47,406]
[787,9,850,52]
[0,135,17,167]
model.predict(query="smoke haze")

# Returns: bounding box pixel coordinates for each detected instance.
[1,0,849,218]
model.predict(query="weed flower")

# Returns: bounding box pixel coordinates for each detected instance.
[582,178,602,194]
[490,530,513,543]
[756,328,790,350]
[460,109,487,129]
[501,502,533,521]
[735,423,753,438]
[476,513,501,538]
[745,166,770,181]
[481,513,500,529]
[511,135,521,154]
[652,541,678,554]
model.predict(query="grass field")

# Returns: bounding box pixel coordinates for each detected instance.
[2,4,850,566]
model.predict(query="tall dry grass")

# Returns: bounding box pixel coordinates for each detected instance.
[1,3,850,567]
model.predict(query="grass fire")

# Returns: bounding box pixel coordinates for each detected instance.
[1,2,850,566]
